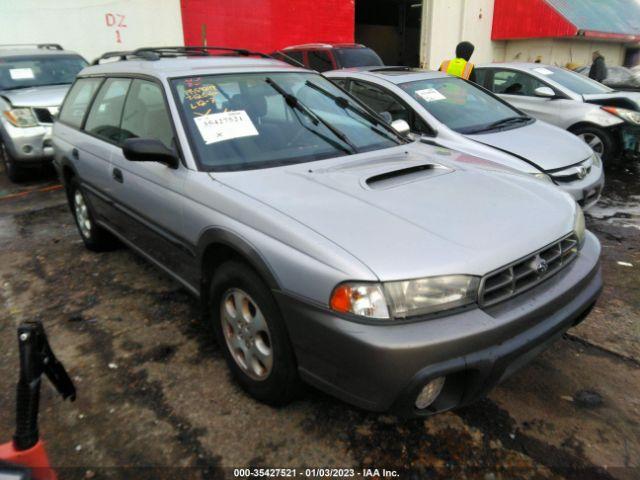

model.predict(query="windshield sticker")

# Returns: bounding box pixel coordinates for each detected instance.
[9,68,34,80]
[534,67,554,75]
[194,110,259,145]
[184,83,219,112]
[415,88,446,102]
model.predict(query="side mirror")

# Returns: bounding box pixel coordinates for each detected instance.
[534,86,556,98]
[379,111,393,123]
[122,138,179,168]
[390,119,411,136]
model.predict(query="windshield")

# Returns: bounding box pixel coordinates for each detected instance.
[538,66,612,95]
[334,48,383,68]
[172,72,400,171]
[399,77,525,134]
[0,54,87,90]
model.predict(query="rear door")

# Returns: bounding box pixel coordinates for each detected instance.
[109,78,195,285]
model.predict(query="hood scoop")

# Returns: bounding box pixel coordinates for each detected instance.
[365,163,452,190]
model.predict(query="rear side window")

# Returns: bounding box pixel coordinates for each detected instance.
[276,50,304,67]
[58,78,102,128]
[307,51,333,72]
[84,78,131,143]
[473,69,487,88]
[121,79,173,148]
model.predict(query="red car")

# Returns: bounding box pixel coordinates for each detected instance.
[274,43,383,72]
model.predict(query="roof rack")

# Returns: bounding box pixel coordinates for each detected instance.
[0,43,63,51]
[91,46,272,65]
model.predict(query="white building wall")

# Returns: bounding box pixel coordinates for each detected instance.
[0,0,184,63]
[420,0,628,70]
[421,0,504,69]
[503,38,625,67]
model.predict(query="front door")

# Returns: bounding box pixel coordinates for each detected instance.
[485,69,561,126]
[109,78,196,286]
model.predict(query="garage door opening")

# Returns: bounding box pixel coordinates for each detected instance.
[355,0,423,67]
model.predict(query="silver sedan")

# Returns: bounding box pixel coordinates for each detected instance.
[326,67,604,209]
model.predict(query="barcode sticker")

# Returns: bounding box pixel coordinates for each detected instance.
[9,68,35,80]
[194,110,259,144]
[415,88,446,102]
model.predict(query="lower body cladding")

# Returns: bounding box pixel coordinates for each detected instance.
[275,232,602,417]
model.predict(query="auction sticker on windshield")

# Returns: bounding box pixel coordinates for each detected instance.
[194,110,259,144]
[415,88,446,102]
[534,67,554,75]
[9,68,35,80]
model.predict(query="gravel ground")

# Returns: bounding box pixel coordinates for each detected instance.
[0,161,638,480]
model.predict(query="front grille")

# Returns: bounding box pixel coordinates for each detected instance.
[550,158,592,183]
[33,108,54,124]
[478,233,579,307]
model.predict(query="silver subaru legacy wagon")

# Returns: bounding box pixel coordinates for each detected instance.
[52,47,602,416]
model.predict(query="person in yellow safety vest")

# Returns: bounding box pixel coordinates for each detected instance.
[439,41,476,82]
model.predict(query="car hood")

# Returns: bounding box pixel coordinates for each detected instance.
[212,143,576,281]
[582,91,640,108]
[0,84,71,107]
[465,120,592,171]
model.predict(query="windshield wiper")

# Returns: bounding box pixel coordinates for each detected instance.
[484,116,530,130]
[265,77,358,154]
[304,80,407,144]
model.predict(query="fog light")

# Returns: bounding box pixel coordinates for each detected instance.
[22,145,33,154]
[415,377,445,409]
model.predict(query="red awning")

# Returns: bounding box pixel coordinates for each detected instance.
[492,0,640,42]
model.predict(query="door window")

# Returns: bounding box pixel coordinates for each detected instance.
[330,78,348,90]
[490,70,545,96]
[120,80,174,149]
[349,80,411,124]
[307,51,333,72]
[84,78,131,143]
[58,78,103,128]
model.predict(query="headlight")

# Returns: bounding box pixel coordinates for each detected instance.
[531,172,554,183]
[385,275,479,318]
[590,152,602,168]
[3,108,38,128]
[601,106,640,125]
[574,205,586,247]
[330,275,479,320]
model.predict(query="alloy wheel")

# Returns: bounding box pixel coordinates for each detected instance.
[579,133,605,156]
[73,190,92,239]
[220,288,273,380]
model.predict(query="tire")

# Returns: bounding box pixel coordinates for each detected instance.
[67,178,118,251]
[571,125,616,161]
[1,142,23,183]
[208,260,299,405]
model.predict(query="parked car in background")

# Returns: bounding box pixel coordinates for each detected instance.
[327,67,604,209]
[53,47,601,417]
[575,65,640,92]
[0,44,87,182]
[274,43,383,72]
[475,63,640,161]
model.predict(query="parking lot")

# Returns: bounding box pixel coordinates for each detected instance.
[0,160,638,479]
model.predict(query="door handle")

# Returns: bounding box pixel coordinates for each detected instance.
[71,148,79,159]
[112,168,123,183]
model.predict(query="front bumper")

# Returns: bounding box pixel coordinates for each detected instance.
[276,231,602,417]
[1,121,54,164]
[553,166,604,210]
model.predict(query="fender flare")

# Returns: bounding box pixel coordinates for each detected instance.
[196,227,280,291]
